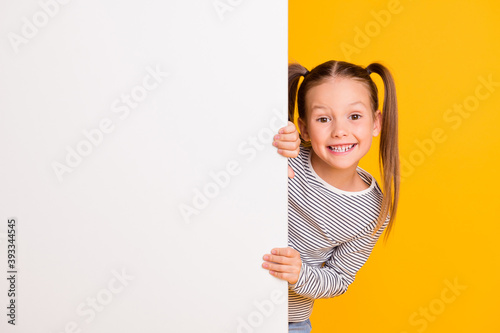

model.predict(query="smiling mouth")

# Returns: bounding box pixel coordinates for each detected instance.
[328,144,357,153]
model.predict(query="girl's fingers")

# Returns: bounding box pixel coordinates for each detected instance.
[273,141,298,151]
[273,141,299,155]
[277,150,297,158]
[275,135,300,147]
[261,262,296,274]
[262,247,301,284]
[262,247,300,265]
[262,263,300,284]
[269,271,298,284]
[274,132,299,143]
[262,254,288,265]
[274,123,300,159]
[271,247,299,258]
[274,137,299,149]
[279,121,299,134]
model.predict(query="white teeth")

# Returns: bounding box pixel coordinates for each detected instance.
[329,144,355,152]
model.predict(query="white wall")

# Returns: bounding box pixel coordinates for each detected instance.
[0,1,288,332]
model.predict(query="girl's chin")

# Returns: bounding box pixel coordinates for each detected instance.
[313,153,360,172]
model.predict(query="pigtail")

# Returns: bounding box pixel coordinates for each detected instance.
[366,63,400,241]
[289,63,311,146]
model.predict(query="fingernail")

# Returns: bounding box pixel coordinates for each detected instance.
[279,129,284,134]
[274,135,280,140]
[271,250,277,255]
[273,141,278,146]
[263,255,269,260]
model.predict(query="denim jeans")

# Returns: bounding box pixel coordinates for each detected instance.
[288,318,312,332]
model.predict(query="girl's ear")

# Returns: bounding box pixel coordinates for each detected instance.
[373,110,382,137]
[297,117,310,141]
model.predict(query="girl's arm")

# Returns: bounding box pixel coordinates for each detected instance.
[262,218,389,299]
[289,233,381,299]
[273,121,300,178]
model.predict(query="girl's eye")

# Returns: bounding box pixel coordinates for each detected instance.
[317,117,330,123]
[350,114,362,120]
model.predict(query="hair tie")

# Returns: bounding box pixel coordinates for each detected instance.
[366,68,372,75]
[303,70,310,77]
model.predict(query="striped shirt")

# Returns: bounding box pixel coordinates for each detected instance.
[287,144,389,322]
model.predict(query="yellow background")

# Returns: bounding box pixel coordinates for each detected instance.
[289,1,500,332]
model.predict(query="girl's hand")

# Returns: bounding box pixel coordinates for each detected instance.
[273,121,300,179]
[262,247,302,285]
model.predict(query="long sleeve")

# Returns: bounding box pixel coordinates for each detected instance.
[286,144,390,322]
[289,218,388,299]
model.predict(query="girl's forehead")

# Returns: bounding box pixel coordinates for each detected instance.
[305,78,371,110]
[306,77,371,104]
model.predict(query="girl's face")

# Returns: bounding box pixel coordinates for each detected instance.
[298,77,381,173]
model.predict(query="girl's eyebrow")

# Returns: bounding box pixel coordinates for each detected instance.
[311,101,367,110]
[349,101,367,107]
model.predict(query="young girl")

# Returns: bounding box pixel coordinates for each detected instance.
[267,60,400,332]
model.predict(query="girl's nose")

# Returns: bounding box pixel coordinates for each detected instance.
[331,121,348,138]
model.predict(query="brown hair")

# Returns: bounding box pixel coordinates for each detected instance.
[289,60,400,241]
